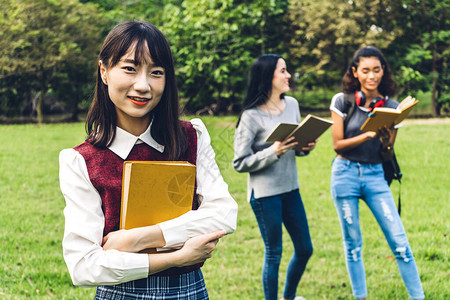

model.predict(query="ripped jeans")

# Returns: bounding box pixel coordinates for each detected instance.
[330,157,424,300]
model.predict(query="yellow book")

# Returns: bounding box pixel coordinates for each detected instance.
[360,96,419,132]
[120,161,196,230]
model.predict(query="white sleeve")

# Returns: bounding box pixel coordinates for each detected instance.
[60,148,149,286]
[157,119,238,248]
[330,92,345,118]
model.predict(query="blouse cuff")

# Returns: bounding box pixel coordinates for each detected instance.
[158,221,186,248]
[110,251,149,281]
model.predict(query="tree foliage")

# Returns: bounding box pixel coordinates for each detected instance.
[0,0,106,123]
[285,0,449,114]
[286,0,403,90]
[160,0,288,113]
[0,0,448,119]
[388,0,449,116]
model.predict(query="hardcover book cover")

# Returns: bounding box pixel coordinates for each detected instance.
[265,114,333,150]
[120,161,196,230]
[360,96,418,132]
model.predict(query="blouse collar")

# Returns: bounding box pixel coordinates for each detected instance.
[107,121,165,160]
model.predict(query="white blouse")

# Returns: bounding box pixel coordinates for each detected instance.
[59,118,238,286]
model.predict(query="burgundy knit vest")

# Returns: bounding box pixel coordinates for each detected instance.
[74,121,202,276]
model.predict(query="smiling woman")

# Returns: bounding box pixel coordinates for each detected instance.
[98,45,166,135]
[329,46,424,300]
[85,21,185,160]
[233,54,316,300]
[58,21,237,300]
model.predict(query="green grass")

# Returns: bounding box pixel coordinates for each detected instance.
[0,118,448,299]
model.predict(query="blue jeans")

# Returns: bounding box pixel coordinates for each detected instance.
[250,189,313,300]
[330,157,424,299]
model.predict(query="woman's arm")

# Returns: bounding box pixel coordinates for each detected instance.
[331,111,398,154]
[153,119,238,249]
[147,230,225,274]
[60,149,149,286]
[101,225,166,252]
[232,112,292,173]
[60,149,224,286]
[331,111,377,153]
[101,228,225,274]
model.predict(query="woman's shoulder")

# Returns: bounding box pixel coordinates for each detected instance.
[239,107,260,123]
[60,141,111,165]
[59,147,86,168]
[331,92,345,103]
[284,95,299,105]
[72,140,94,151]
[385,97,399,108]
[330,92,345,111]
[180,119,197,133]
[188,118,206,132]
[187,118,212,142]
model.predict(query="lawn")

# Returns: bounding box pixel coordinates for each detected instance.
[0,117,448,299]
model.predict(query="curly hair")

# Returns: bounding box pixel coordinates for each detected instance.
[342,46,396,96]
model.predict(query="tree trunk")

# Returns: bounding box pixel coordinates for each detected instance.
[430,47,439,117]
[37,91,44,125]
[37,70,47,125]
[71,84,80,122]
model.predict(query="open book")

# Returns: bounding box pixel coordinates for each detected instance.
[360,96,418,132]
[265,114,333,150]
[120,161,196,230]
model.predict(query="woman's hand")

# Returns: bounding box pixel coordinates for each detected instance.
[272,136,298,157]
[147,230,227,274]
[102,226,166,252]
[176,230,226,267]
[377,125,396,160]
[377,125,394,147]
[301,139,318,152]
[365,131,377,140]
[102,229,142,252]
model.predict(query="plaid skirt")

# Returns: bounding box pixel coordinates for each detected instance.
[94,269,208,300]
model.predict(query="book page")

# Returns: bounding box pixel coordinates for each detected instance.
[289,114,333,149]
[395,96,418,124]
[120,162,133,227]
[397,96,415,111]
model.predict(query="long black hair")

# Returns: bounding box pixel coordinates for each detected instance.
[237,54,281,126]
[86,21,186,160]
[342,46,396,96]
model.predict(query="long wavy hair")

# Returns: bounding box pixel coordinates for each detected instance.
[237,54,281,126]
[85,21,186,160]
[342,46,396,96]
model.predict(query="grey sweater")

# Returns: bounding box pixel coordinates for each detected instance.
[233,96,308,201]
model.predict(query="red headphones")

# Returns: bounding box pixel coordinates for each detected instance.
[355,91,387,111]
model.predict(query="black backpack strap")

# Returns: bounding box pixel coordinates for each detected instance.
[397,178,401,215]
[343,93,357,127]
[392,152,402,216]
